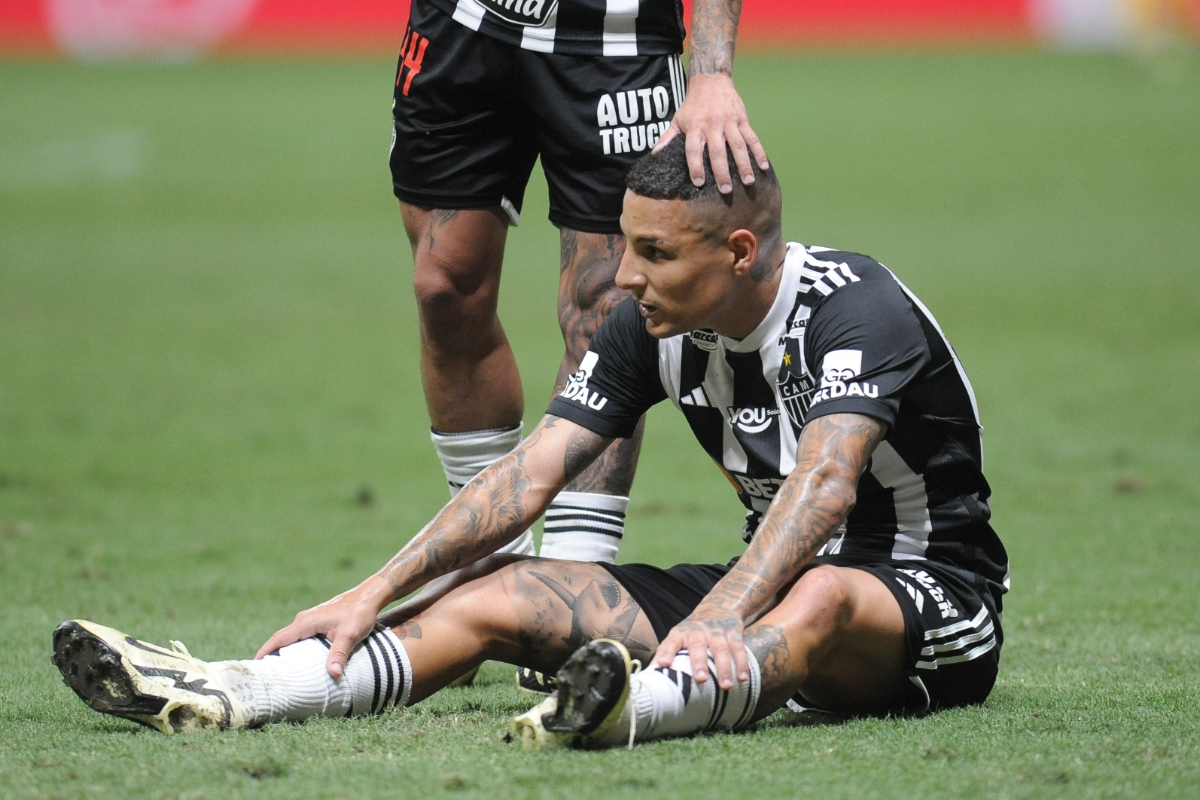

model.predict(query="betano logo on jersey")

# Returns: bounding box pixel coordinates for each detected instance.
[596,87,672,155]
[477,0,558,27]
[727,406,779,434]
[810,349,879,405]
[561,351,609,411]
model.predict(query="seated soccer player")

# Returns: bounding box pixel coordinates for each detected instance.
[53,137,1008,746]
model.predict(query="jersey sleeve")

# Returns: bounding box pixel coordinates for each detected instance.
[802,276,931,429]
[546,298,667,438]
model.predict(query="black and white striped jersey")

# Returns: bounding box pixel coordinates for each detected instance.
[421,0,685,56]
[548,242,1010,601]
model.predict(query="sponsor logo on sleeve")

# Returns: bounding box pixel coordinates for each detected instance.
[560,351,609,411]
[809,349,879,405]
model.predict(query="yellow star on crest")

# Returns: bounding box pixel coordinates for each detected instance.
[783,352,792,366]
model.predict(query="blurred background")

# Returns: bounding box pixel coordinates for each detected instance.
[1,0,1198,58]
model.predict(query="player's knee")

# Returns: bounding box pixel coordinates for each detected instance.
[784,566,856,634]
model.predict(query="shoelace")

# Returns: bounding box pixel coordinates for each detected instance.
[169,640,192,658]
[626,659,642,750]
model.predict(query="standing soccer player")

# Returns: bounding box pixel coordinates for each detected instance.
[391,0,767,566]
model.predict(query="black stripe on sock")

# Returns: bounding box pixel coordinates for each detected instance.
[376,629,409,708]
[363,636,383,715]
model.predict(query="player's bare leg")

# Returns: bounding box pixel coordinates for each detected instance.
[401,203,534,559]
[380,557,658,704]
[402,203,522,434]
[539,228,645,562]
[515,565,911,748]
[52,559,660,732]
[743,565,911,717]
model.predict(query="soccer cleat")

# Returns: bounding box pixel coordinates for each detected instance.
[506,639,636,750]
[515,666,557,695]
[51,619,250,734]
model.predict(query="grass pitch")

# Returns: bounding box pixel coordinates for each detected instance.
[2,51,1199,798]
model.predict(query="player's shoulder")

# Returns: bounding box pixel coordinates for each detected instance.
[799,245,893,284]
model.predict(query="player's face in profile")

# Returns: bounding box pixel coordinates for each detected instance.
[616,191,739,338]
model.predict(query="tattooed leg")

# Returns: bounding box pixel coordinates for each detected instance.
[387,558,657,704]
[553,228,643,496]
[402,202,523,432]
[745,565,912,717]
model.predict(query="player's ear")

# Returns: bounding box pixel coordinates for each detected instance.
[727,229,758,277]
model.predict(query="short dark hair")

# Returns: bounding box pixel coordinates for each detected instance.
[624,135,777,203]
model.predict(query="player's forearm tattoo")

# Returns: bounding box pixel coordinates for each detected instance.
[689,0,741,76]
[377,431,543,595]
[516,569,654,663]
[701,414,887,618]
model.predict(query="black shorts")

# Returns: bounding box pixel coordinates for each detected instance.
[389,2,686,233]
[599,558,1003,713]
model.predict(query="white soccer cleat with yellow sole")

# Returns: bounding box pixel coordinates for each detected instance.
[52,619,250,734]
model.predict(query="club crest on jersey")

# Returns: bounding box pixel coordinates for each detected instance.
[689,329,720,352]
[478,0,558,27]
[777,369,815,428]
[561,351,609,411]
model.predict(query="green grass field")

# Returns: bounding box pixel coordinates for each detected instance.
[2,50,1199,798]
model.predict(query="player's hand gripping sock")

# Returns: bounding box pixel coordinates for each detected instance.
[539,490,628,563]
[507,640,762,750]
[431,424,534,556]
[214,625,412,724]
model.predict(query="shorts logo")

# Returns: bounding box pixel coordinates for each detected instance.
[897,569,960,620]
[810,349,879,405]
[727,407,778,434]
[560,351,609,411]
[478,0,558,27]
[597,87,672,155]
[689,329,719,352]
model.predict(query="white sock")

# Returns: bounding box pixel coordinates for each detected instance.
[539,491,627,563]
[215,626,412,725]
[598,649,761,746]
[431,424,534,556]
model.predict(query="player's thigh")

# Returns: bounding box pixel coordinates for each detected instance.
[520,51,686,233]
[402,204,510,306]
[484,557,660,666]
[762,565,911,711]
[390,4,539,225]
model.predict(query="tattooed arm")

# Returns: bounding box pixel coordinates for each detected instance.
[653,412,888,688]
[654,0,768,193]
[256,415,613,675]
